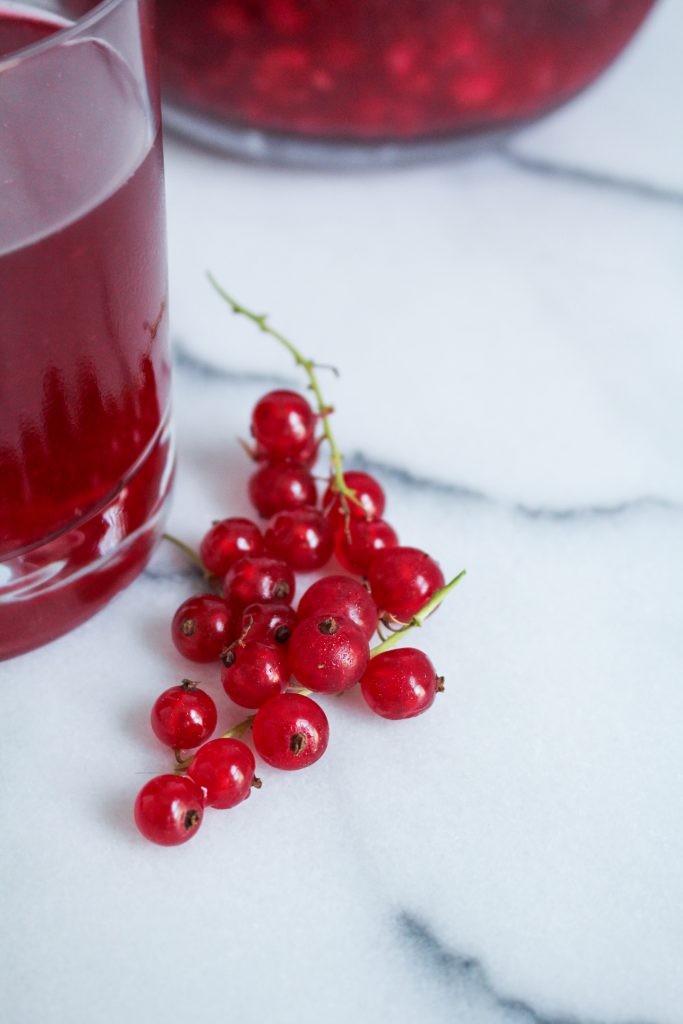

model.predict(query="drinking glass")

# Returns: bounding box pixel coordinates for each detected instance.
[156,0,656,165]
[0,0,172,658]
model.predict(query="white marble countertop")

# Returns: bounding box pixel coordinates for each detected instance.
[2,2,683,1022]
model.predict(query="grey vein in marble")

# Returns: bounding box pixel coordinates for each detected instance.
[174,338,297,388]
[399,914,657,1024]
[346,452,682,522]
[500,147,683,209]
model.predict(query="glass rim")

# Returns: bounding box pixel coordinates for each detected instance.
[0,0,130,72]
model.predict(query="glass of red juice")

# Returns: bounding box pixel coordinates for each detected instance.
[157,0,656,164]
[0,0,172,659]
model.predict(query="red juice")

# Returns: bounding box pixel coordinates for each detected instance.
[157,0,654,145]
[0,4,172,659]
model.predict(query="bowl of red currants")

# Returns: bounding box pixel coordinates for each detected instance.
[156,0,655,165]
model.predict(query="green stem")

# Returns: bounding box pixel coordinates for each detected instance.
[162,532,204,573]
[208,273,362,514]
[221,715,255,740]
[370,570,467,658]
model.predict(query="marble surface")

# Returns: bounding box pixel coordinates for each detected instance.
[2,2,683,1022]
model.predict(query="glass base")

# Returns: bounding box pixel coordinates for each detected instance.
[162,104,515,168]
[0,416,174,661]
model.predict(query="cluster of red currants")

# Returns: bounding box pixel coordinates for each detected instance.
[134,292,463,848]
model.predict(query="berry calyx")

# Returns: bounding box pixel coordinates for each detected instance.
[334,518,398,575]
[264,507,333,572]
[221,640,291,708]
[188,738,259,808]
[252,692,329,770]
[368,546,445,622]
[248,460,317,518]
[224,555,295,612]
[297,575,378,641]
[199,517,263,576]
[323,470,385,526]
[288,613,369,693]
[171,594,234,662]
[361,648,443,720]
[134,775,204,846]
[150,680,218,750]
[251,389,315,460]
[241,602,298,645]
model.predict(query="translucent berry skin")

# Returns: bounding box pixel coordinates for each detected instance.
[252,431,319,469]
[368,546,445,622]
[323,471,385,526]
[289,613,369,693]
[241,602,298,645]
[224,556,295,612]
[361,648,441,720]
[134,775,204,846]
[171,594,234,662]
[265,508,333,572]
[334,518,398,575]
[188,738,257,809]
[253,692,329,771]
[297,575,378,642]
[150,681,218,750]
[221,640,291,708]
[248,461,317,519]
[199,517,263,576]
[251,389,315,460]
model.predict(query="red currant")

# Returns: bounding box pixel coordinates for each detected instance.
[248,460,317,518]
[265,508,333,572]
[171,594,234,662]
[360,648,443,719]
[150,680,217,750]
[188,738,260,809]
[134,775,204,846]
[252,430,320,468]
[241,602,298,645]
[334,518,398,575]
[368,546,445,622]
[199,517,263,576]
[251,389,315,460]
[224,556,295,612]
[322,471,385,526]
[289,614,369,693]
[221,640,291,708]
[297,575,378,641]
[253,692,329,771]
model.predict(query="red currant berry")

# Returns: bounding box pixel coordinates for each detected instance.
[253,692,329,771]
[265,508,333,572]
[252,430,320,469]
[199,517,263,576]
[221,640,291,708]
[360,648,444,719]
[241,602,298,645]
[368,547,445,622]
[134,775,204,846]
[248,461,317,519]
[150,680,218,750]
[334,518,398,575]
[171,594,234,662]
[297,575,378,641]
[251,389,315,460]
[323,471,385,526]
[188,738,260,809]
[289,614,369,693]
[224,556,295,612]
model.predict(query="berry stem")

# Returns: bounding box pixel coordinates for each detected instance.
[370,570,467,658]
[208,274,362,515]
[222,715,255,740]
[162,532,205,572]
